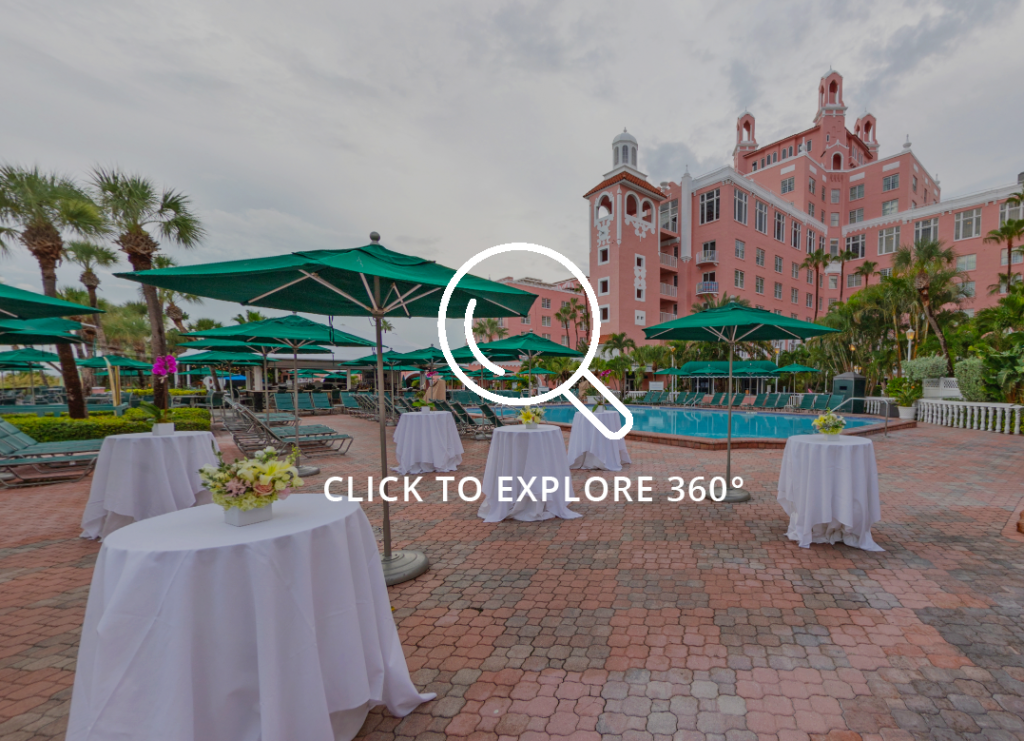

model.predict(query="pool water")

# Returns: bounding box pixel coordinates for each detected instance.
[475,404,881,440]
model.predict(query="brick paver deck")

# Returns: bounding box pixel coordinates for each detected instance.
[1,413,1023,741]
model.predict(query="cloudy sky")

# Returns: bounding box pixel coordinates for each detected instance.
[2,0,1022,354]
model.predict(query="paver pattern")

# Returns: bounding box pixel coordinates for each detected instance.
[1,412,1023,741]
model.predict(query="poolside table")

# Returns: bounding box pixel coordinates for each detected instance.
[479,425,582,522]
[67,496,434,741]
[776,435,884,551]
[566,410,631,471]
[80,431,219,539]
[392,410,463,474]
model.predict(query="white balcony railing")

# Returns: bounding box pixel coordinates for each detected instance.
[659,252,677,268]
[660,283,677,297]
[660,312,678,323]
[695,281,719,295]
[696,250,718,265]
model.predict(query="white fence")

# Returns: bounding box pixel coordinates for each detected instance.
[917,399,1022,434]
[922,377,962,399]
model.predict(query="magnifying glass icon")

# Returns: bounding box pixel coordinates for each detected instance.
[438,243,633,441]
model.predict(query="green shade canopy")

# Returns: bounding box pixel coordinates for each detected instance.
[671,361,780,377]
[475,332,584,360]
[0,348,60,364]
[391,346,451,365]
[776,364,820,373]
[0,361,44,371]
[178,339,332,354]
[0,283,103,321]
[183,314,373,349]
[95,369,152,377]
[76,355,153,370]
[341,350,408,367]
[0,328,83,346]
[0,317,83,333]
[177,351,262,366]
[518,367,556,376]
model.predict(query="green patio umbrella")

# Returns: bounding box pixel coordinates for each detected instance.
[119,234,538,585]
[76,355,153,369]
[177,351,263,366]
[0,348,60,364]
[474,332,582,397]
[0,283,103,321]
[0,331,82,403]
[179,338,333,397]
[0,360,45,394]
[776,363,820,393]
[645,304,839,502]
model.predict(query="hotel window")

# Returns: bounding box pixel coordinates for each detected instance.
[882,199,898,216]
[954,208,982,240]
[849,208,864,224]
[912,175,918,193]
[879,267,892,278]
[541,298,551,309]
[561,301,569,308]
[781,177,795,194]
[808,178,816,195]
[831,188,840,203]
[1000,251,1024,265]
[820,235,826,253]
[751,161,757,171]
[598,247,609,264]
[772,152,777,163]
[914,217,939,242]
[791,221,801,249]
[828,298,837,307]
[806,292,813,307]
[636,287,645,300]
[733,189,748,224]
[808,203,815,218]
[878,226,900,255]
[792,262,800,279]
[542,333,551,340]
[755,276,765,294]
[957,254,977,271]
[774,212,785,241]
[850,184,864,200]
[1000,201,1024,225]
[734,270,745,288]
[599,306,610,322]
[598,278,610,295]
[828,275,838,289]
[806,269,813,284]
[847,274,862,288]
[760,158,765,168]
[791,287,799,303]
[699,188,720,224]
[792,313,799,319]
[774,282,783,299]
[924,189,928,201]
[659,199,679,231]
[541,316,551,327]
[830,238,839,256]
[882,173,899,192]
[562,336,569,346]
[755,248,765,266]
[735,240,746,259]
[806,229,815,253]
[521,315,530,324]
[774,255,783,272]
[830,212,839,227]
[846,233,866,258]
[806,138,812,152]
[755,200,768,234]
[964,281,976,297]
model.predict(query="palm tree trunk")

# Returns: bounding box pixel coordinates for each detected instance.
[839,263,845,301]
[127,253,169,409]
[35,254,87,418]
[920,292,954,376]
[813,271,820,319]
[1007,240,1015,289]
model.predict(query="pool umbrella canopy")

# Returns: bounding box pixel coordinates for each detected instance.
[475,331,584,360]
[776,364,820,373]
[179,339,331,355]
[644,303,839,502]
[0,348,60,364]
[0,327,83,346]
[76,355,153,370]
[176,351,263,366]
[0,283,103,321]
[119,235,539,585]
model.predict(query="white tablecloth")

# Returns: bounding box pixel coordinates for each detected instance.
[566,410,631,471]
[67,495,434,741]
[777,435,884,551]
[479,425,581,522]
[81,431,220,540]
[392,410,464,474]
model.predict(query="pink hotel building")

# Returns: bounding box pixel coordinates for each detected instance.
[497,70,1024,348]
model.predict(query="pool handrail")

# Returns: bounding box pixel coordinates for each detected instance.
[830,396,892,438]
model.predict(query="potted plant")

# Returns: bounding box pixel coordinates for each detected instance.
[139,400,175,435]
[199,446,303,526]
[412,389,434,412]
[887,378,922,420]
[519,405,544,429]
[811,409,846,436]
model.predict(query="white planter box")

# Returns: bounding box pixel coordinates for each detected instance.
[224,503,273,527]
[152,423,176,436]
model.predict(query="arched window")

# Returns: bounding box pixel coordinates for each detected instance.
[832,153,842,171]
[641,200,653,223]
[828,80,838,104]
[631,147,637,166]
[622,145,629,164]
[743,122,751,140]
[597,195,613,220]
[626,194,638,217]
[819,85,824,107]
[614,147,619,166]
[864,122,873,141]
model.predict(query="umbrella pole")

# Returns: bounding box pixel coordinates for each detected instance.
[291,346,319,477]
[722,342,750,503]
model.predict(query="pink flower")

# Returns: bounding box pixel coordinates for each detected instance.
[225,478,248,497]
[252,482,274,496]
[277,487,292,501]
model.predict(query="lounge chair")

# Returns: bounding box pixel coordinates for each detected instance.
[638,391,657,405]
[796,394,816,412]
[296,393,317,415]
[0,419,102,488]
[310,392,336,414]
[229,403,353,458]
[478,403,507,428]
[772,395,790,410]
[761,394,779,409]
[812,394,833,411]
[750,393,768,409]
[705,393,724,407]
[449,401,493,436]
[338,393,362,414]
[726,393,745,407]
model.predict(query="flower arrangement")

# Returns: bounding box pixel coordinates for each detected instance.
[412,385,434,410]
[519,405,544,426]
[152,355,177,377]
[812,410,846,435]
[199,447,304,512]
[138,400,172,425]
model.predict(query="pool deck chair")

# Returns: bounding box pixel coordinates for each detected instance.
[310,392,336,415]
[0,419,102,488]
[772,395,790,410]
[761,394,779,409]
[812,394,833,411]
[796,394,816,412]
[750,394,767,409]
[478,403,507,428]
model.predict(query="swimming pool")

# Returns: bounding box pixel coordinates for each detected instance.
[476,404,882,440]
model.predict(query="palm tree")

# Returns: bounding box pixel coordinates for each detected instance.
[893,240,969,376]
[150,256,202,333]
[853,260,878,289]
[691,291,750,313]
[472,317,508,342]
[983,219,1024,290]
[92,168,205,408]
[233,309,268,325]
[66,241,118,353]
[800,249,832,320]
[553,305,574,347]
[0,167,106,417]
[566,297,586,349]
[602,332,636,358]
[632,344,670,389]
[833,249,858,301]
[190,317,223,332]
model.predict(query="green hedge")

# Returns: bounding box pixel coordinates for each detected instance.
[1,408,211,442]
[122,388,203,396]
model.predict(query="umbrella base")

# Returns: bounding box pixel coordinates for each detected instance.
[382,549,430,585]
[297,464,320,477]
[720,487,751,503]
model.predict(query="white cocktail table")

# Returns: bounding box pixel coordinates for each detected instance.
[566,410,631,471]
[392,410,463,474]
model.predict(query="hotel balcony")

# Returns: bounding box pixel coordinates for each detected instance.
[659,283,678,297]
[660,312,678,323]
[695,250,718,265]
[695,281,719,295]
[659,252,677,269]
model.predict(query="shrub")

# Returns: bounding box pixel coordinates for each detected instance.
[886,377,923,407]
[903,355,949,381]
[2,408,210,442]
[122,388,201,396]
[954,357,988,402]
